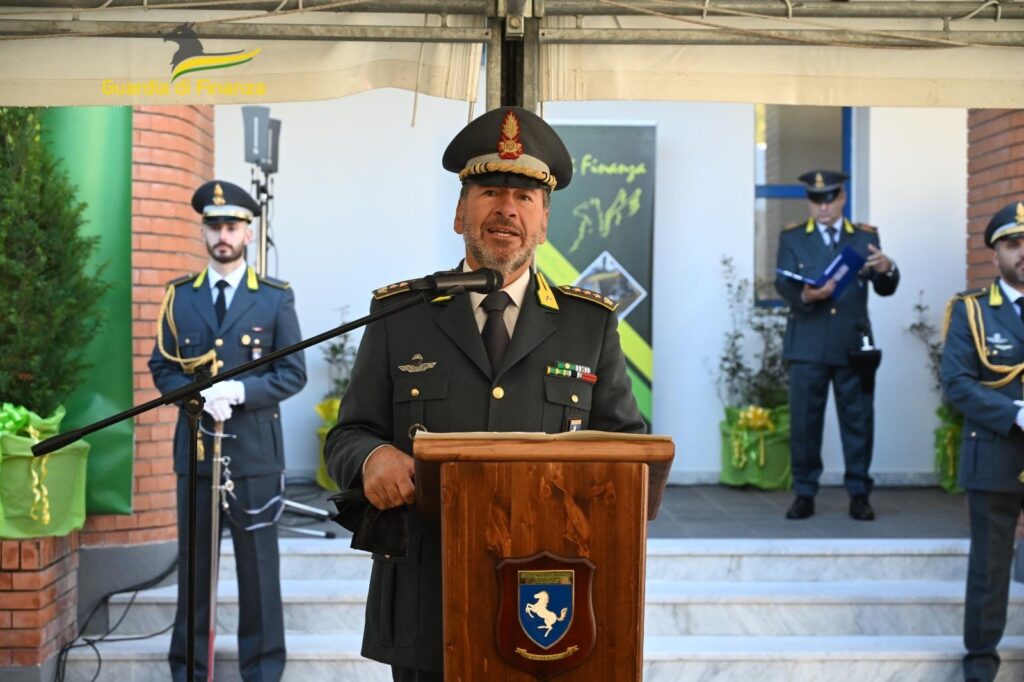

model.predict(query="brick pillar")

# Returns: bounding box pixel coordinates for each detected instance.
[0,537,78,668]
[80,105,213,548]
[966,109,1024,287]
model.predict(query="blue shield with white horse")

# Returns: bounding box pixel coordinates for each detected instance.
[518,569,574,649]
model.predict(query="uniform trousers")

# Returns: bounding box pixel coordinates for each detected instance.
[170,472,286,682]
[788,361,874,497]
[392,666,444,681]
[963,490,1024,682]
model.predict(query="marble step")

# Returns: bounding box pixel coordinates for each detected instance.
[63,634,1024,682]
[242,537,971,583]
[112,577,1022,638]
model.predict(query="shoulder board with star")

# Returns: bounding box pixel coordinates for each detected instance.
[782,221,803,232]
[372,280,412,300]
[856,222,878,234]
[259,275,291,290]
[557,285,618,312]
[167,272,198,288]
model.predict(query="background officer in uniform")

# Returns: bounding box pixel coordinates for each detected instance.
[774,170,899,521]
[148,180,306,682]
[325,106,646,681]
[941,200,1024,682]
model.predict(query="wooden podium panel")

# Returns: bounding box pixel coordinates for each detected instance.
[415,434,674,681]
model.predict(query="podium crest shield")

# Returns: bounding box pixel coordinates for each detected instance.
[496,551,595,679]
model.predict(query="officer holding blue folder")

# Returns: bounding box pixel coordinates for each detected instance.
[774,170,899,521]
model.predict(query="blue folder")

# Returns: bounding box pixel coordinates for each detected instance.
[775,246,867,298]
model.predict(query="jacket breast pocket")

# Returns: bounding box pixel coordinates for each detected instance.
[179,330,204,358]
[393,371,449,436]
[542,375,594,432]
[239,330,274,360]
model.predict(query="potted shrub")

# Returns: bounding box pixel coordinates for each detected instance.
[715,256,792,490]
[907,292,963,494]
[0,107,107,537]
[314,308,357,492]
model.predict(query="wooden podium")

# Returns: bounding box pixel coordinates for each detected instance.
[414,431,674,681]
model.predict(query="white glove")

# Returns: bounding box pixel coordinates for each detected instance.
[203,397,233,423]
[201,380,245,406]
[1014,400,1024,430]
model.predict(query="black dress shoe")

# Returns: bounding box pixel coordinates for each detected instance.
[849,494,875,521]
[785,496,815,520]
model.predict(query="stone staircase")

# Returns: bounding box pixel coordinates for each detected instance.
[66,537,1024,681]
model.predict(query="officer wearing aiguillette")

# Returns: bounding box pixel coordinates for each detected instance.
[148,180,306,682]
[774,170,899,521]
[941,200,1024,682]
[325,106,646,680]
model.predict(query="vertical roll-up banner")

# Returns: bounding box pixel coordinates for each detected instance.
[41,107,134,514]
[539,125,656,424]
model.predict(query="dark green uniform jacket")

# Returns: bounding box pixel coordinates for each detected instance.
[775,218,899,364]
[941,281,1024,493]
[325,272,646,671]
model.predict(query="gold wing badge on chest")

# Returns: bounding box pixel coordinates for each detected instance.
[398,354,437,373]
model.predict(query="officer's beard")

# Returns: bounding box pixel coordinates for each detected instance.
[461,216,540,279]
[207,241,246,265]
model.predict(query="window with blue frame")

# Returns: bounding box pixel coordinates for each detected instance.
[754,105,852,302]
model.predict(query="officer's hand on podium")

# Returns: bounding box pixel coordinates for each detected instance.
[363,445,416,510]
[203,398,233,423]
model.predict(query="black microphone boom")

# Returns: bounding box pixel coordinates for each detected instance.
[409,268,503,294]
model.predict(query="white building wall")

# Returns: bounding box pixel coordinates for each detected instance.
[215,95,966,487]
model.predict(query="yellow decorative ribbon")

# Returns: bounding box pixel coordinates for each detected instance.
[1,402,60,526]
[732,405,776,469]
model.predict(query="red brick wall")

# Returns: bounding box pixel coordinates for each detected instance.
[80,105,214,548]
[0,106,214,670]
[0,536,78,667]
[967,109,1024,287]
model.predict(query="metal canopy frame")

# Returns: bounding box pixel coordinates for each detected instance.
[0,0,1022,109]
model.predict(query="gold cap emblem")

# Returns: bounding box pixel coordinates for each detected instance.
[213,183,226,206]
[1016,202,1024,225]
[496,111,524,160]
[814,173,825,189]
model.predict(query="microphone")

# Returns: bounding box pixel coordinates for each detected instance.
[408,268,503,294]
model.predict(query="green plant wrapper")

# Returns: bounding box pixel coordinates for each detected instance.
[719,405,792,490]
[934,404,964,495]
[315,398,341,492]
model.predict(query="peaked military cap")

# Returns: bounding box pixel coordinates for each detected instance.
[442,106,572,191]
[985,200,1024,247]
[798,169,848,204]
[191,180,259,223]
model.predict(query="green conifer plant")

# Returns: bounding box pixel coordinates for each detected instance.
[0,107,107,416]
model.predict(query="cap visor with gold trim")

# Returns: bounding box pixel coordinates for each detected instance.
[985,200,1024,247]
[191,180,259,223]
[442,106,572,192]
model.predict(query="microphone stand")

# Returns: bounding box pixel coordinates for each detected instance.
[32,288,449,681]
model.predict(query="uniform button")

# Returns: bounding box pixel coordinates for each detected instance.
[254,338,261,345]
[571,394,579,403]
[993,349,999,356]
[241,334,252,345]
[184,337,191,344]
[217,360,225,368]
[410,388,420,397]
[273,413,278,419]
[384,554,391,559]
[214,338,224,347]
[492,386,505,400]
[970,431,977,437]
[830,308,837,315]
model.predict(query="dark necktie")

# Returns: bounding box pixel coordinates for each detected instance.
[214,280,229,326]
[1018,297,1024,327]
[826,226,838,254]
[481,291,512,373]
